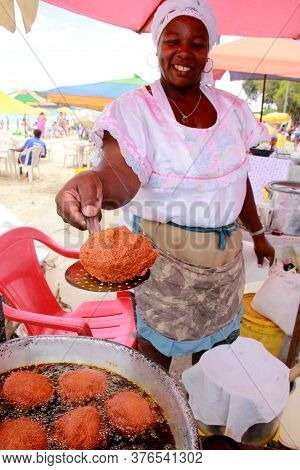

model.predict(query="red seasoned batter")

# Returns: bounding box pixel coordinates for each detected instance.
[2,371,53,410]
[105,391,155,434]
[58,368,107,403]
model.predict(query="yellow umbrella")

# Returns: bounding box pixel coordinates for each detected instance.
[56,107,73,114]
[31,106,50,115]
[0,91,40,115]
[262,112,290,124]
[265,123,279,135]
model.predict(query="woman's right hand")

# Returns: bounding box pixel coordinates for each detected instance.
[55,170,102,230]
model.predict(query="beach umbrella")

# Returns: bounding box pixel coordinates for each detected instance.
[45,75,148,111]
[0,91,40,115]
[56,107,73,114]
[10,89,56,107]
[41,1,300,38]
[0,90,40,137]
[32,106,50,115]
[73,110,98,129]
[10,91,39,105]
[2,1,300,38]
[262,112,290,124]
[30,90,56,106]
[264,123,279,134]
[212,38,300,79]
[211,37,300,120]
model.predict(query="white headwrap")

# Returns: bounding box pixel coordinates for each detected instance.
[151,0,218,85]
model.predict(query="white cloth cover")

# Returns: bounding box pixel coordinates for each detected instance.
[151,0,217,85]
[182,337,290,442]
[251,262,300,336]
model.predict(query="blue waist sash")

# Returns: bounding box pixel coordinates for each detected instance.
[166,221,239,250]
[132,215,238,250]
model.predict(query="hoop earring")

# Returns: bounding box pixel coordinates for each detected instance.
[203,57,213,73]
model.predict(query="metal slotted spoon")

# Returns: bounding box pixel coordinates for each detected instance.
[65,216,150,292]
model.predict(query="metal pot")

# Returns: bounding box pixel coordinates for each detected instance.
[197,415,279,447]
[197,368,300,447]
[0,336,199,450]
[267,181,300,236]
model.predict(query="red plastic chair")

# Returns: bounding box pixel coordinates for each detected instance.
[0,227,136,347]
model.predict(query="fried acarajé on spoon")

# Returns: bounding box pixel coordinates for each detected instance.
[80,226,158,283]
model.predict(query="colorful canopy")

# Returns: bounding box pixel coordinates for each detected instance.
[0,91,40,115]
[2,1,300,38]
[45,75,148,111]
[10,89,56,107]
[42,0,300,38]
[211,38,300,80]
[11,92,39,105]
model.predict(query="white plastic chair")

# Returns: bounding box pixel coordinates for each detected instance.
[19,145,43,183]
[0,148,9,175]
[45,140,54,161]
[0,149,17,177]
[63,142,79,168]
[84,144,97,170]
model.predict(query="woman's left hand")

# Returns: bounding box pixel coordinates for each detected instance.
[253,235,275,267]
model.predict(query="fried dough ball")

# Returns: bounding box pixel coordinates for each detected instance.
[54,406,102,450]
[105,391,155,434]
[2,371,53,410]
[0,418,48,450]
[58,368,107,404]
[80,226,158,282]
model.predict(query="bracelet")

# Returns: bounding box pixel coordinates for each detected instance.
[249,227,265,237]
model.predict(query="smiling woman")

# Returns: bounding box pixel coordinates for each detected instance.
[55,0,275,370]
[157,16,216,128]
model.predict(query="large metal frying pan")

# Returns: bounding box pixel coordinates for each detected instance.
[0,336,199,450]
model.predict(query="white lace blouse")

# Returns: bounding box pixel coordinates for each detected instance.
[91,80,269,228]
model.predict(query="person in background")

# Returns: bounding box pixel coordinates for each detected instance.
[13,129,47,169]
[58,113,67,136]
[270,135,278,151]
[51,121,59,138]
[279,124,286,134]
[37,112,47,138]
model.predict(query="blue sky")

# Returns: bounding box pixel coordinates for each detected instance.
[0,2,245,101]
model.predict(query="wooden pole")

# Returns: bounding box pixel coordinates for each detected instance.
[260,75,267,122]
[283,81,290,113]
[286,302,300,368]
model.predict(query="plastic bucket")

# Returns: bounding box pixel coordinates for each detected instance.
[240,293,285,357]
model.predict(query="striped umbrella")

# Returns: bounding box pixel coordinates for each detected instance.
[44,75,148,111]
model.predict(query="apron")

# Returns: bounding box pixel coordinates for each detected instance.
[135,218,245,341]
